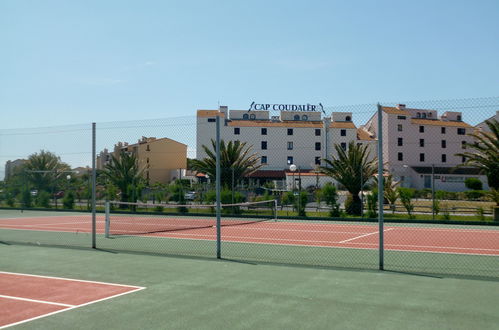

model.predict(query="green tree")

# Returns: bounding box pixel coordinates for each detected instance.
[322,183,340,217]
[319,142,377,215]
[456,119,499,194]
[373,174,400,214]
[102,151,145,204]
[190,140,263,188]
[23,150,71,193]
[398,187,415,219]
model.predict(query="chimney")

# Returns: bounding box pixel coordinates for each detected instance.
[396,104,406,110]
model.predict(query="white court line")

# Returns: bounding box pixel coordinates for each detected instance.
[0,271,145,289]
[336,228,394,243]
[0,294,75,307]
[0,272,146,329]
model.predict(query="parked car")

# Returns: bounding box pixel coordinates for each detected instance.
[184,192,197,201]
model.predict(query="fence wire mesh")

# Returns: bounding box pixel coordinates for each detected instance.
[0,97,498,279]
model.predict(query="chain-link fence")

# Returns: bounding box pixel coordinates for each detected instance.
[1,97,498,279]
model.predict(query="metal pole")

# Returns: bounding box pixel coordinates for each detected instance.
[215,115,221,258]
[91,122,97,248]
[298,167,301,216]
[432,164,435,221]
[377,104,384,270]
[360,169,364,218]
[105,201,110,238]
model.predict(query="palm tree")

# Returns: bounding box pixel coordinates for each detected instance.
[190,139,263,188]
[102,151,145,203]
[456,119,499,205]
[23,150,71,192]
[319,141,377,215]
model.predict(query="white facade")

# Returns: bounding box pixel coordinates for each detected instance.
[196,106,367,173]
[362,104,482,190]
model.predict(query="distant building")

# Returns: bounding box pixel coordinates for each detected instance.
[476,110,499,133]
[4,159,27,180]
[196,106,367,185]
[362,104,488,191]
[98,137,187,185]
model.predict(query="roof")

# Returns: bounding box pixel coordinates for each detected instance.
[357,128,376,141]
[411,119,471,128]
[228,120,324,128]
[410,166,483,175]
[245,170,286,178]
[197,110,225,118]
[330,122,356,129]
[382,107,410,115]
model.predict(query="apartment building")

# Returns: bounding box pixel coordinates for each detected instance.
[97,137,187,184]
[196,106,370,185]
[4,159,27,180]
[362,104,487,191]
[476,110,499,133]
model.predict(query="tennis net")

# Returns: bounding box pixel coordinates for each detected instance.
[104,200,277,237]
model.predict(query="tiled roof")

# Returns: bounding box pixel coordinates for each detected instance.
[357,128,375,141]
[411,119,471,128]
[330,122,356,129]
[197,110,225,118]
[382,107,410,115]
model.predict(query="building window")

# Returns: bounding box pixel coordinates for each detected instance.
[441,140,446,148]
[261,128,267,135]
[287,128,293,135]
[419,126,425,133]
[315,129,321,136]
[398,152,403,161]
[243,114,249,120]
[234,127,240,135]
[287,141,293,150]
[340,129,346,136]
[302,115,308,121]
[397,115,406,120]
[457,115,462,121]
[315,157,321,165]
[441,127,446,134]
[315,142,321,151]
[293,115,300,121]
[287,156,293,165]
[261,156,267,164]
[146,158,150,164]
[461,141,467,149]
[207,118,216,122]
[345,116,352,121]
[442,154,447,163]
[397,124,403,132]
[462,156,466,163]
[420,153,425,162]
[261,141,267,150]
[457,128,466,135]
[397,137,403,146]
[250,114,256,120]
[419,139,425,147]
[417,112,421,118]
[146,145,150,151]
[340,142,347,151]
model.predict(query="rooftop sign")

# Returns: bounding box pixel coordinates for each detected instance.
[249,102,324,113]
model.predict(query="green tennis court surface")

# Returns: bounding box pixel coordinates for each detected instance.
[1,244,498,329]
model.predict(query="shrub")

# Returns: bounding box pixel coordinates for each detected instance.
[322,183,341,217]
[62,191,75,209]
[21,189,33,208]
[366,189,378,218]
[36,191,51,208]
[398,187,415,219]
[294,191,308,217]
[465,178,483,191]
[464,190,485,201]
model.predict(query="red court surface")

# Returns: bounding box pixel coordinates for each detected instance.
[0,215,498,256]
[0,271,145,328]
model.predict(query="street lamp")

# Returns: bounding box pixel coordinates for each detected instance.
[289,164,301,216]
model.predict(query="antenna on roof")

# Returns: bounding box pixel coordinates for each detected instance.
[319,103,326,116]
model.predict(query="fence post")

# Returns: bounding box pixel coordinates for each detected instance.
[216,115,221,259]
[92,122,97,248]
[105,201,110,238]
[377,104,384,270]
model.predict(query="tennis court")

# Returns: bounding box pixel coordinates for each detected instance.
[0,212,498,256]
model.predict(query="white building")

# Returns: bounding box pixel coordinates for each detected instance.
[196,106,371,183]
[362,104,488,191]
[476,110,499,133]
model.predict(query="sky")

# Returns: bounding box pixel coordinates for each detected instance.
[1,0,499,178]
